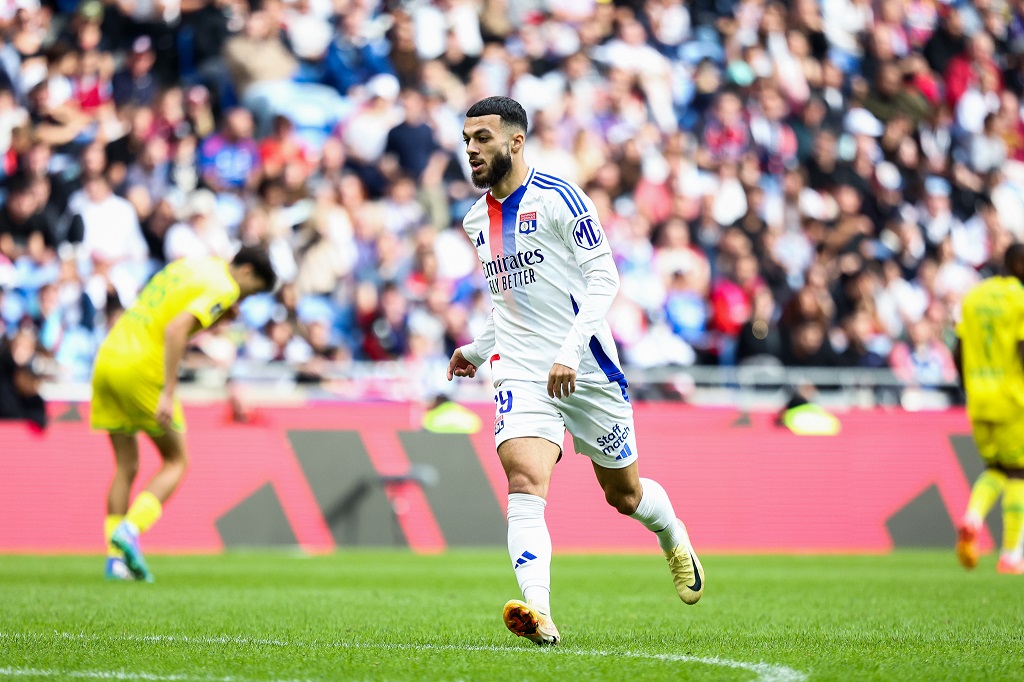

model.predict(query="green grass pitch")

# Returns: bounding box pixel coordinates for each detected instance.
[1,551,1023,681]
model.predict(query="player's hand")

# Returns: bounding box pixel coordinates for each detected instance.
[155,390,175,430]
[548,363,577,399]
[220,304,240,322]
[447,348,478,381]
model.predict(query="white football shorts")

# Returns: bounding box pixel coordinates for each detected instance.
[492,378,639,469]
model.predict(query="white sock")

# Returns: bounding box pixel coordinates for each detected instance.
[630,478,685,552]
[507,493,551,614]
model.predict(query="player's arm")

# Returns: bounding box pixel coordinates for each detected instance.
[448,310,494,380]
[550,253,619,398]
[156,312,201,430]
[156,273,241,428]
[549,190,618,398]
[953,301,967,394]
[953,338,964,393]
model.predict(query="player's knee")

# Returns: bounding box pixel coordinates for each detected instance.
[605,488,642,515]
[160,444,189,469]
[119,459,140,479]
[506,471,546,497]
[173,450,190,470]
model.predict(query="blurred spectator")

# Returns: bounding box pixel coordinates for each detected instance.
[198,108,259,193]
[864,60,930,124]
[112,36,158,108]
[340,74,401,167]
[106,107,152,187]
[223,11,297,99]
[25,80,89,156]
[73,49,115,122]
[837,308,890,368]
[956,66,1002,136]
[164,189,232,261]
[322,6,396,96]
[710,252,763,350]
[184,86,215,140]
[925,7,967,81]
[140,196,176,266]
[359,281,408,360]
[0,328,46,429]
[151,87,190,148]
[124,135,172,215]
[73,174,149,302]
[890,318,958,386]
[384,89,440,181]
[736,287,783,364]
[259,115,313,181]
[525,120,580,183]
[0,173,52,259]
[291,193,355,297]
[945,33,1002,109]
[699,91,749,169]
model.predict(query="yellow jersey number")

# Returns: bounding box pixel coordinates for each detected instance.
[126,268,183,326]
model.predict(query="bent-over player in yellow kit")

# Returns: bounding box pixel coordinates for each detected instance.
[955,243,1024,575]
[93,247,276,581]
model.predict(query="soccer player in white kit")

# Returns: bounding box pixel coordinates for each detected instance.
[447,97,704,645]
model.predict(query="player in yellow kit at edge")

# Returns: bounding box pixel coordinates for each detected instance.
[955,243,1024,575]
[92,246,276,581]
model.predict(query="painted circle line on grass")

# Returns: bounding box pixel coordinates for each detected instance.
[0,632,808,682]
[0,669,253,682]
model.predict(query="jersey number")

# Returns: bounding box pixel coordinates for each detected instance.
[495,390,513,414]
[137,270,179,310]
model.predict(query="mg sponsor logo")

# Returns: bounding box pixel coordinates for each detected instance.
[573,216,603,250]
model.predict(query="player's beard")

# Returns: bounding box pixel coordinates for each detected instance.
[471,145,513,189]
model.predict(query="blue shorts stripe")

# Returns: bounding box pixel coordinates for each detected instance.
[535,172,586,215]
[533,180,581,217]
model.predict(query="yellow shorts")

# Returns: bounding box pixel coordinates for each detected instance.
[90,347,185,437]
[972,417,1024,469]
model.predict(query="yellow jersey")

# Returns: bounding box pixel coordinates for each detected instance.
[100,257,240,381]
[956,275,1024,422]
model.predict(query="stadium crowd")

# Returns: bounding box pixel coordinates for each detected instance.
[0,0,1017,394]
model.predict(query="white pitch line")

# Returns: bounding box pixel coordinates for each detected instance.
[0,669,306,682]
[0,631,808,682]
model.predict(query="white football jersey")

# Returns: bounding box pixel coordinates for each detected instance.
[461,168,626,389]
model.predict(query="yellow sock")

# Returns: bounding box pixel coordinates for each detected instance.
[1001,480,1024,554]
[125,491,163,533]
[967,468,1007,522]
[105,515,123,558]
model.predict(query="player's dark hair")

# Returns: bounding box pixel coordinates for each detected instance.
[466,96,528,133]
[1005,242,1024,275]
[233,245,277,292]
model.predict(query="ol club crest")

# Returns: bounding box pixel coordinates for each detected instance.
[518,212,538,234]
